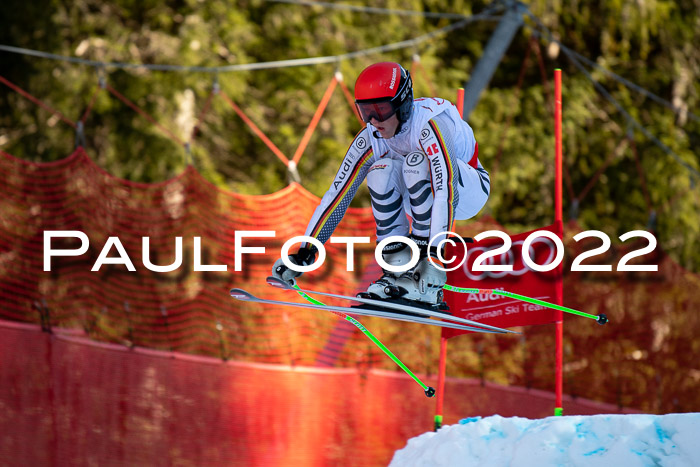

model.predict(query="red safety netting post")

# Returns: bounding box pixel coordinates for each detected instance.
[0,75,76,129]
[190,85,217,142]
[0,74,95,149]
[291,73,339,166]
[218,90,291,168]
[79,84,103,125]
[554,68,564,416]
[105,84,184,146]
[75,81,104,148]
[433,87,466,432]
[337,73,364,126]
[411,55,437,97]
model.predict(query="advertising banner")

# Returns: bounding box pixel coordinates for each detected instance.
[442,222,563,338]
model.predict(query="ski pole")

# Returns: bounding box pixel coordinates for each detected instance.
[293,284,436,397]
[443,285,608,325]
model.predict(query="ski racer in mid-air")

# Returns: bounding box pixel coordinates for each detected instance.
[272,61,491,305]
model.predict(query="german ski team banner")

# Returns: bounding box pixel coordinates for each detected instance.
[442,222,563,339]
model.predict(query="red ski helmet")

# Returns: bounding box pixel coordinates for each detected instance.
[354,62,413,124]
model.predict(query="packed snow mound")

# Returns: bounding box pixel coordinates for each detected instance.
[390,413,700,466]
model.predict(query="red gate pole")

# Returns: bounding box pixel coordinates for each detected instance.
[554,69,564,416]
[456,87,465,118]
[435,88,467,431]
[434,337,448,430]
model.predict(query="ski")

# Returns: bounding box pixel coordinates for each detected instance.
[229,288,508,334]
[265,276,516,334]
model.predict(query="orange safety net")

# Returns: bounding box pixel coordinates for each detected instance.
[0,320,639,466]
[0,147,381,367]
[2,146,700,436]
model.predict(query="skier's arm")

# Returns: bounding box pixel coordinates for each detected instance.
[418,119,460,249]
[272,129,376,283]
[303,129,376,250]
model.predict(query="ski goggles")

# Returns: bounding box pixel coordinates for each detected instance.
[355,100,398,123]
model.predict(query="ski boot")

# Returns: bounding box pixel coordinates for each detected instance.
[357,269,400,300]
[357,242,413,300]
[384,256,449,312]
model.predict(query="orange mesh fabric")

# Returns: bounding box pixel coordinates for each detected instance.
[2,146,700,464]
[0,148,378,366]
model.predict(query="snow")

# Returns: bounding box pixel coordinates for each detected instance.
[390,413,700,466]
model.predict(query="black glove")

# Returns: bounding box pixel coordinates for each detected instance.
[271,246,317,284]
